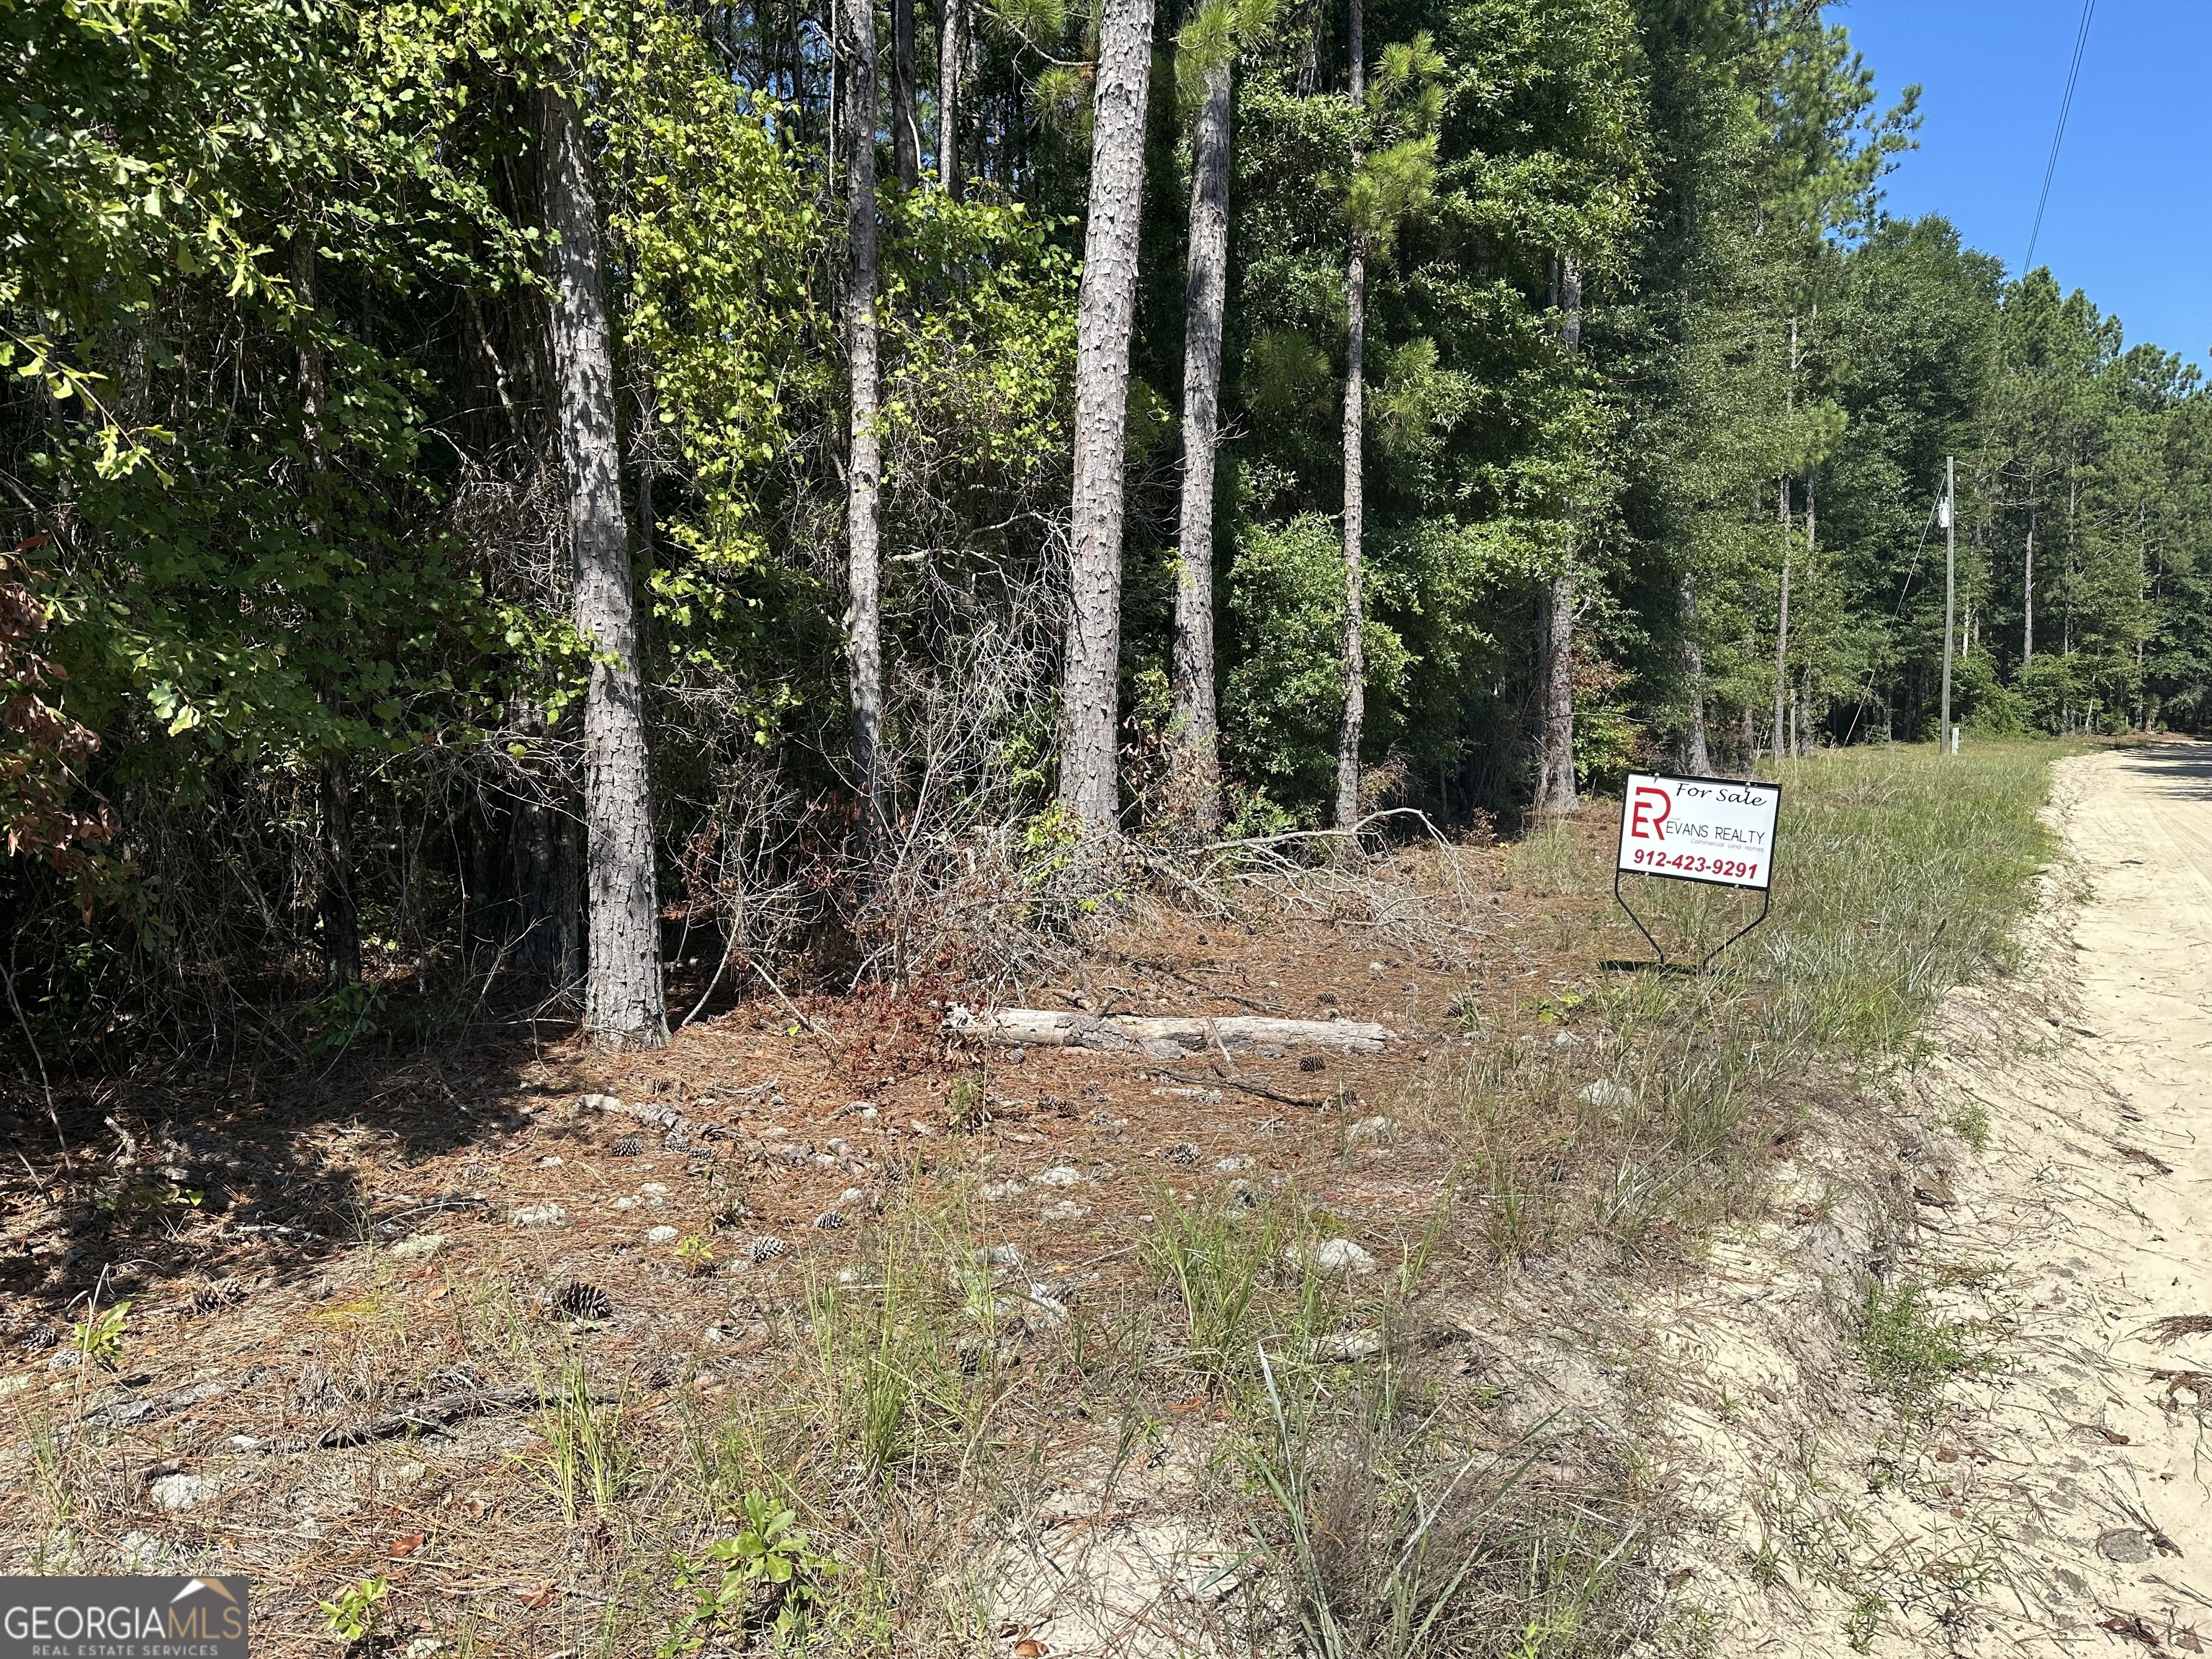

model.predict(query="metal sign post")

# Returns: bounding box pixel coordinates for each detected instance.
[1606,771,1781,971]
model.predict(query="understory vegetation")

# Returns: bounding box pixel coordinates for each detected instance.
[4,742,2066,1655]
[0,0,2141,1640]
[1,0,2203,1061]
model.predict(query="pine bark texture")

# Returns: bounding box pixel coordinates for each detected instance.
[1057,0,1155,837]
[892,0,920,189]
[1333,0,1367,832]
[1170,54,1231,832]
[842,0,886,840]
[537,85,667,1049]
[1537,575,1577,812]
[938,0,964,198]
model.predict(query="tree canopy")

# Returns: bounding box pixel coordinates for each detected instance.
[4,0,2203,1051]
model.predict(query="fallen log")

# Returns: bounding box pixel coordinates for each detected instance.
[947,1007,1390,1056]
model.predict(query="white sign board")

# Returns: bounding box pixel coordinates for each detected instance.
[1615,773,1780,891]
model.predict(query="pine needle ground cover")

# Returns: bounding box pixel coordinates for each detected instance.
[0,741,2071,1655]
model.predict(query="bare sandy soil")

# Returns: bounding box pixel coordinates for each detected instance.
[1929,745,2212,1650]
[1668,745,2212,1657]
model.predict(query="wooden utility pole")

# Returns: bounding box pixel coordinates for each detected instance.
[1941,454,1956,754]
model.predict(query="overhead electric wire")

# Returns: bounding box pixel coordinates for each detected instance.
[2023,0,2097,274]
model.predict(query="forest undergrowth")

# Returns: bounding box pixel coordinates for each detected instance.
[0,740,2075,1656]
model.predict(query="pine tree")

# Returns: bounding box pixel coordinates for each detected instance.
[538,82,667,1048]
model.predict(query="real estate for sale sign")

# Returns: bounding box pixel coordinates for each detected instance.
[1614,773,1781,891]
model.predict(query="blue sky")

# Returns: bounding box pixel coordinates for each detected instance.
[1840,0,2212,370]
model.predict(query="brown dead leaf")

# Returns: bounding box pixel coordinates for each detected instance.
[1015,1642,1047,1658]
[521,1582,555,1610]
[389,1532,426,1557]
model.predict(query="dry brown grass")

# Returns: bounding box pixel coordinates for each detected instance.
[0,746,2062,1655]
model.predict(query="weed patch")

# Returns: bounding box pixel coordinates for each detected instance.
[1859,1280,1984,1410]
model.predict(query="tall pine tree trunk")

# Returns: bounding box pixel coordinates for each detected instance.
[1773,475,1789,763]
[1534,251,1581,814]
[2023,501,2036,662]
[1537,578,1576,811]
[1170,53,1231,833]
[892,0,920,189]
[1058,0,1155,837]
[1332,0,1366,832]
[939,0,965,197]
[843,0,886,838]
[1800,463,1816,755]
[537,84,667,1049]
[1678,570,1711,773]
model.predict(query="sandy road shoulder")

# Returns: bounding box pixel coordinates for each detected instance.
[1917,745,2212,1653]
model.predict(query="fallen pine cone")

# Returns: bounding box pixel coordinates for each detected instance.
[749,1236,791,1264]
[189,1279,248,1316]
[553,1282,613,1322]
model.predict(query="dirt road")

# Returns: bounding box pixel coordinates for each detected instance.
[1672,745,2212,1655]
[1930,743,2212,1650]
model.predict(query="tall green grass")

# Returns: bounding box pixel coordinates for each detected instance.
[1689,742,2059,1053]
[1458,742,2067,1262]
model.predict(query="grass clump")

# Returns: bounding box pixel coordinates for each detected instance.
[526,1367,632,1522]
[1148,1190,1277,1382]
[1251,1348,1654,1659]
[1858,1279,1982,1410]
[803,1208,1003,1479]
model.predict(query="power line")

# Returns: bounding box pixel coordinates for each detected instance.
[2024,0,2097,274]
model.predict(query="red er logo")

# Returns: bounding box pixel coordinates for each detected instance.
[1629,785,1671,841]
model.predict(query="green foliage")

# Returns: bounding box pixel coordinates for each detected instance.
[319,1574,388,1645]
[68,1300,128,1367]
[662,1493,841,1653]
[302,981,385,1059]
[1859,1280,1982,1411]
[4,0,2209,1067]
